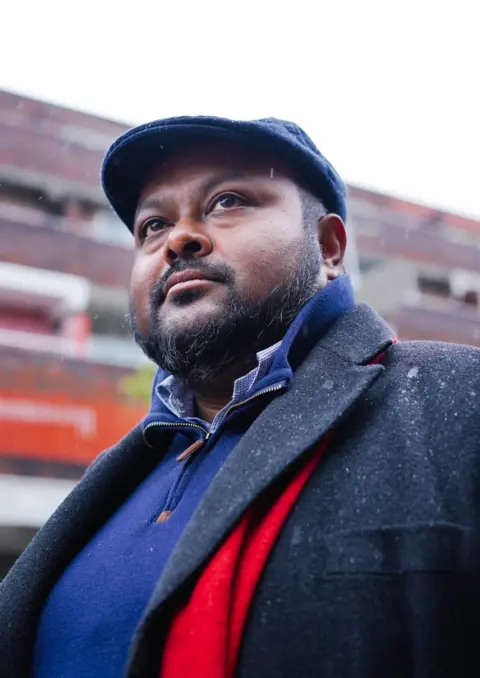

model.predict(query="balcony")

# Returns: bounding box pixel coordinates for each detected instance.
[0,261,145,372]
[387,296,480,347]
[0,327,147,369]
[0,89,126,201]
[0,205,133,287]
[351,205,480,274]
[0,474,75,529]
[0,340,148,470]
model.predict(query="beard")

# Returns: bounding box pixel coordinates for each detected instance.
[129,232,323,384]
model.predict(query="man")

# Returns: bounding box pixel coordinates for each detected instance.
[1,116,479,678]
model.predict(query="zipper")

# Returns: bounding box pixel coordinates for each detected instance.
[152,382,287,521]
[177,438,205,462]
[221,383,286,420]
[175,384,286,462]
[145,383,285,458]
[177,384,285,461]
[144,420,211,463]
[144,420,210,439]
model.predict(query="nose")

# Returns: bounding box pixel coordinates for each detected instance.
[165,218,212,263]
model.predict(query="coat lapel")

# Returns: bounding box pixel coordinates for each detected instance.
[0,424,170,678]
[129,304,395,671]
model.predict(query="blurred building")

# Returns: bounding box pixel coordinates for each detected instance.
[1,89,479,575]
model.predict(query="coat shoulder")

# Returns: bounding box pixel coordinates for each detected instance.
[388,339,480,380]
[380,339,480,427]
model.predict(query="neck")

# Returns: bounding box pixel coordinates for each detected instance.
[189,359,257,423]
[194,392,229,423]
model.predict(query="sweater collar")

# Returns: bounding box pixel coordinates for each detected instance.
[144,275,355,428]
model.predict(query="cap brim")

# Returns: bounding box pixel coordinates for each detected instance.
[101,117,345,232]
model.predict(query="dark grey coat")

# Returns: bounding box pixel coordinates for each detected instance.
[1,304,480,678]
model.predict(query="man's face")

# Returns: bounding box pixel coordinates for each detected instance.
[129,139,339,383]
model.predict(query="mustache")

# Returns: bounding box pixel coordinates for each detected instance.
[150,259,236,307]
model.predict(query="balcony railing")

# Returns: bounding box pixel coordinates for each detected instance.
[352,211,480,274]
[0,201,131,247]
[387,297,480,347]
[0,328,148,369]
[0,211,133,288]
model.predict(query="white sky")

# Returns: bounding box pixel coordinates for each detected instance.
[1,0,479,218]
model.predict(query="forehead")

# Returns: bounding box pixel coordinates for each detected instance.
[139,137,297,199]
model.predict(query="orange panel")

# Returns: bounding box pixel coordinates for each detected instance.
[0,390,147,465]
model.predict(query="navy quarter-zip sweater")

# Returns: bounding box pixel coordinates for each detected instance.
[32,276,355,678]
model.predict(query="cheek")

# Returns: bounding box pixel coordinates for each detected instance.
[130,257,157,335]
[227,224,302,297]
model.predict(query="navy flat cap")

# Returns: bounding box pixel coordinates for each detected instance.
[101,115,347,232]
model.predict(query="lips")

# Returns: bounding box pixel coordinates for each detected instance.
[163,269,219,296]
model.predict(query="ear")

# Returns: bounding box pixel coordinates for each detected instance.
[316,214,347,281]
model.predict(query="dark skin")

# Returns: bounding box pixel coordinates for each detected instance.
[131,139,347,422]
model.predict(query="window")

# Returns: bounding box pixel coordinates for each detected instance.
[92,209,133,248]
[417,274,450,298]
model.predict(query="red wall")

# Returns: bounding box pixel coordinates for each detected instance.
[0,346,147,465]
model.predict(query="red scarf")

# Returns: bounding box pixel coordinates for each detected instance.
[160,345,395,678]
[160,433,333,678]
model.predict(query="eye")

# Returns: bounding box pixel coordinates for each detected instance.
[209,193,246,213]
[139,217,169,240]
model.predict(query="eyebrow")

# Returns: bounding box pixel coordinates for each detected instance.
[135,171,249,218]
[200,171,247,197]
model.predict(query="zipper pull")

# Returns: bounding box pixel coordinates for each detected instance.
[176,438,205,462]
